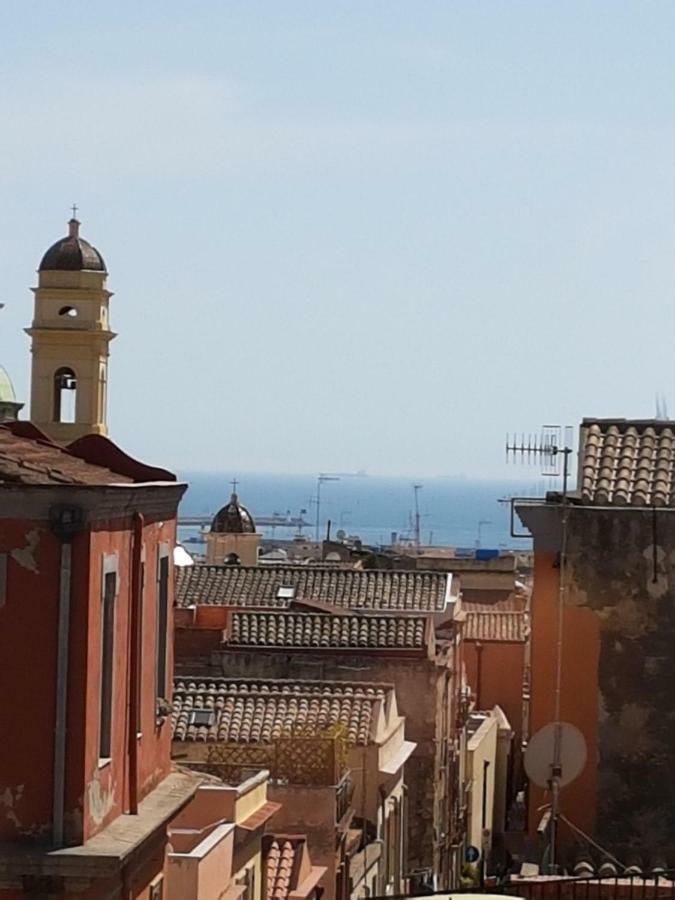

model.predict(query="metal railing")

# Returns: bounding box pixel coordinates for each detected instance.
[368,873,675,900]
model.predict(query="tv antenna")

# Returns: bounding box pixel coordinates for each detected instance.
[505,424,574,874]
[506,425,574,490]
[413,484,423,550]
[656,393,669,420]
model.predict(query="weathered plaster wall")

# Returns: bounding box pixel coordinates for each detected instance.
[524,502,675,859]
[0,520,63,843]
[0,510,178,847]
[565,508,675,857]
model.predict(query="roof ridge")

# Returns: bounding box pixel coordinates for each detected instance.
[174,676,395,691]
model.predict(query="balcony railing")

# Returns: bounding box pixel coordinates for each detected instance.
[336,772,354,824]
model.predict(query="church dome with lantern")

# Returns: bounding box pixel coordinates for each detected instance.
[210,490,256,534]
[39,217,106,272]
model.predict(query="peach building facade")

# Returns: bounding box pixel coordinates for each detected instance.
[170,677,414,900]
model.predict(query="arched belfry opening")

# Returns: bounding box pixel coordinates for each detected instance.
[53,367,77,424]
[26,213,115,443]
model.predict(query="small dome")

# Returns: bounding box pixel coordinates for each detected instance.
[211,492,256,534]
[39,218,106,272]
[0,366,17,403]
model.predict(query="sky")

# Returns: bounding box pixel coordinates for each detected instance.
[2,2,675,477]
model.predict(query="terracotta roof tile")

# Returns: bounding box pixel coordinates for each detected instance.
[172,677,390,746]
[176,565,449,612]
[0,426,131,486]
[463,610,528,642]
[462,593,527,613]
[229,611,427,650]
[579,419,675,507]
[266,838,300,900]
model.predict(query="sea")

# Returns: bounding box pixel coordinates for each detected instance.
[177,472,562,551]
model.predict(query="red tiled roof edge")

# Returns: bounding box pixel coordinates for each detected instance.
[3,421,175,484]
[67,433,177,482]
[5,420,60,446]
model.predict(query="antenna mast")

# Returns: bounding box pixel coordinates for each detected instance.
[413,484,422,550]
[505,425,573,874]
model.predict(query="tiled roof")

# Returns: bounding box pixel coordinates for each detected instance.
[0,426,131,486]
[463,610,528,643]
[462,593,527,613]
[228,611,427,650]
[176,564,449,612]
[579,419,675,507]
[172,677,390,745]
[266,838,300,900]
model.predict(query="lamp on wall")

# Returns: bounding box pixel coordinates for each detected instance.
[49,504,84,539]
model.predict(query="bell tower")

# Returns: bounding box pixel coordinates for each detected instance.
[26,213,115,443]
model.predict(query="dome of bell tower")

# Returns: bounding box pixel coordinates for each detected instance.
[39,218,106,272]
[210,492,256,534]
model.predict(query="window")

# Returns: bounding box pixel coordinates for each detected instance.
[58,305,78,317]
[149,874,164,900]
[100,571,116,759]
[98,364,107,420]
[189,710,215,727]
[0,554,6,608]
[156,552,169,700]
[392,797,401,887]
[135,561,145,735]
[384,797,401,888]
[236,866,256,900]
[53,367,77,423]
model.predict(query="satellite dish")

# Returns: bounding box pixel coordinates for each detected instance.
[524,722,587,789]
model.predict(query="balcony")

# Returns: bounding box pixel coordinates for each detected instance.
[336,773,354,826]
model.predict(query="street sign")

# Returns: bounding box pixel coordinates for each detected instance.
[465,845,481,864]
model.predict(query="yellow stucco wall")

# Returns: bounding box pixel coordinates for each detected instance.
[206,532,260,566]
[26,267,114,442]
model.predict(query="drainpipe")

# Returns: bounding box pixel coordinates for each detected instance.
[50,504,84,848]
[475,642,483,709]
[401,783,409,894]
[378,786,387,891]
[128,512,144,815]
[479,759,490,888]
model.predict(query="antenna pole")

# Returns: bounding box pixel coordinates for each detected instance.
[315,474,340,542]
[505,426,573,874]
[549,445,572,873]
[413,485,422,550]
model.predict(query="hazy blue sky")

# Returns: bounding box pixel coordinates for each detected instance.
[2,2,675,476]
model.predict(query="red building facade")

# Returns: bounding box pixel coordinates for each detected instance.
[0,424,199,897]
